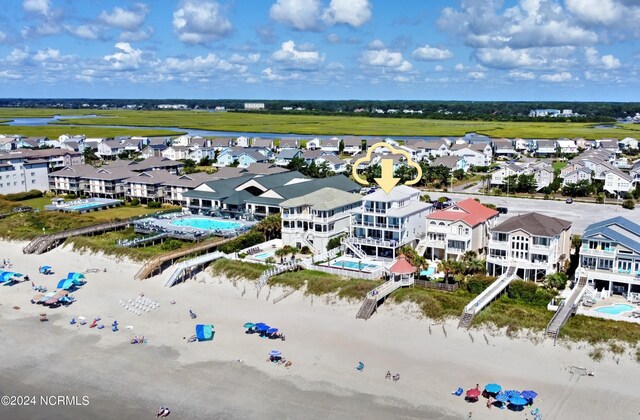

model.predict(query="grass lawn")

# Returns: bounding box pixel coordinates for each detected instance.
[18,196,65,210]
[88,205,179,221]
[1,108,638,139]
[552,161,568,171]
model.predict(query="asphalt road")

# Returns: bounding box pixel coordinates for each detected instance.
[426,191,639,234]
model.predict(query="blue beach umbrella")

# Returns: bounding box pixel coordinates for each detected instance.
[494,393,509,403]
[269,350,281,357]
[485,383,501,394]
[509,396,528,406]
[505,390,521,398]
[257,324,270,332]
[56,279,75,290]
[267,328,278,334]
[254,323,266,328]
[520,390,538,400]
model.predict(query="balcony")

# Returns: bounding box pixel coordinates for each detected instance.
[580,246,616,257]
[488,240,509,251]
[583,268,640,284]
[347,236,401,248]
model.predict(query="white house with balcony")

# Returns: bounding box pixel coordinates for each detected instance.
[425,198,498,260]
[344,186,431,261]
[490,163,524,186]
[604,168,634,195]
[579,217,640,297]
[487,213,572,281]
[280,187,362,254]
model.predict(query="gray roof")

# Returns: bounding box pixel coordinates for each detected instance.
[365,185,420,202]
[126,171,180,185]
[162,172,214,187]
[279,138,298,148]
[280,187,362,210]
[251,138,273,148]
[492,212,571,236]
[242,162,288,175]
[583,217,640,254]
[276,149,301,159]
[432,155,462,169]
[386,200,432,217]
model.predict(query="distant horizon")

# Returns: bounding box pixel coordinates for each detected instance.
[1,1,639,101]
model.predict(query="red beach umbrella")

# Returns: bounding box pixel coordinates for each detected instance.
[466,388,481,399]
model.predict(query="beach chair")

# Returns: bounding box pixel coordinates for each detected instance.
[356,362,364,372]
[531,408,540,416]
[452,387,464,396]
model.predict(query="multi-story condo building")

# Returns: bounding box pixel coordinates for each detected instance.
[579,217,640,296]
[344,186,431,261]
[0,156,49,194]
[425,198,498,260]
[280,187,362,253]
[487,212,571,281]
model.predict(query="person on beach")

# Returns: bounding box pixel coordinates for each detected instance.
[156,407,164,417]
[385,371,391,380]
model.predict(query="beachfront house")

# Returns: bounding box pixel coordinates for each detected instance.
[578,217,640,297]
[83,167,135,198]
[486,213,572,281]
[161,173,213,205]
[125,171,177,203]
[425,198,498,260]
[344,186,432,261]
[450,143,492,167]
[280,187,362,253]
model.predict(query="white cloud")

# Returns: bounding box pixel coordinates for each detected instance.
[173,0,232,43]
[272,40,323,70]
[0,70,23,80]
[327,33,340,43]
[23,0,51,16]
[540,71,573,82]
[585,47,621,70]
[65,24,102,40]
[360,48,412,72]
[230,53,261,65]
[164,53,247,75]
[262,67,301,81]
[6,48,30,64]
[103,42,143,70]
[393,75,410,83]
[270,0,322,31]
[120,27,154,42]
[322,0,372,27]
[367,39,385,50]
[467,71,486,80]
[565,0,634,27]
[99,4,149,31]
[454,63,465,72]
[411,45,453,61]
[0,31,6,43]
[434,65,444,72]
[508,70,536,80]
[33,48,60,62]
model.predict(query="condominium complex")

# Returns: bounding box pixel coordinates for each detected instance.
[425,198,498,260]
[0,155,49,194]
[344,186,431,261]
[487,212,572,281]
[280,187,362,253]
[579,217,640,296]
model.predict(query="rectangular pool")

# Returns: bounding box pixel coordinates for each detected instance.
[329,258,379,272]
[254,251,275,260]
[45,198,122,213]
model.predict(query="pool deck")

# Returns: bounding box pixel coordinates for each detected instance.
[578,296,640,323]
[45,198,123,213]
[320,256,387,274]
[134,214,256,241]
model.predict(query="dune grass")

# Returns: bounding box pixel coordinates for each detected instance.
[0,108,631,139]
[391,287,471,320]
[560,314,640,345]
[209,258,267,280]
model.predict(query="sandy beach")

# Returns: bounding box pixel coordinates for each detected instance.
[1,240,639,420]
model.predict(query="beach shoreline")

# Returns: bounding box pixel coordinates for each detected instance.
[1,240,639,419]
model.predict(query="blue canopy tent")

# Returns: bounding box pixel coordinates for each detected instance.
[0,271,23,283]
[485,383,502,394]
[508,396,528,411]
[67,272,86,280]
[520,390,538,400]
[195,324,215,341]
[56,279,75,291]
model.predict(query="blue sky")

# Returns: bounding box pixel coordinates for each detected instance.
[1,0,639,101]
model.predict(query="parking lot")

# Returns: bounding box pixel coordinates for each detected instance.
[426,192,639,234]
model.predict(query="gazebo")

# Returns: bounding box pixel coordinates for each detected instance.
[388,254,416,285]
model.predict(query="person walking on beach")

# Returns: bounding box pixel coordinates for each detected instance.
[385,371,391,380]
[466,412,472,420]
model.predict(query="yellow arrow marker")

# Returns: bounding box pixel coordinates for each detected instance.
[374,158,400,194]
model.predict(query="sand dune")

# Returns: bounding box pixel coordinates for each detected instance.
[1,240,639,419]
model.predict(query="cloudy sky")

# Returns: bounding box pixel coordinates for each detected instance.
[1,0,639,100]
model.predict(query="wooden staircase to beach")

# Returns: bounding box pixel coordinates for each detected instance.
[134,237,231,280]
[546,276,587,344]
[22,219,132,255]
[356,298,377,320]
[458,312,475,329]
[355,280,405,320]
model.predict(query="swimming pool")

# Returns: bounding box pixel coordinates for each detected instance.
[254,251,275,260]
[330,259,379,271]
[420,267,436,277]
[171,218,242,231]
[595,304,635,315]
[45,198,122,212]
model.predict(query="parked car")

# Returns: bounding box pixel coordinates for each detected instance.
[566,198,573,204]
[496,206,508,214]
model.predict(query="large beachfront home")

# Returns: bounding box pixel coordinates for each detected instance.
[487,213,572,281]
[425,198,498,260]
[344,186,432,261]
[48,164,133,198]
[579,217,640,297]
[280,187,362,253]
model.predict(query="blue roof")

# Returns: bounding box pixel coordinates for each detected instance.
[583,217,640,254]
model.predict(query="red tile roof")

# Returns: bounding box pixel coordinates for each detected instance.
[389,255,415,275]
[427,198,498,227]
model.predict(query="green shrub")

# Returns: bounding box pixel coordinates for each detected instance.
[218,231,265,253]
[160,239,183,251]
[130,198,140,207]
[589,347,604,362]
[465,275,496,294]
[622,199,635,210]
[507,280,556,306]
[2,189,44,201]
[300,246,311,254]
[209,259,266,280]
[147,201,161,209]
[545,273,568,290]
[238,252,247,259]
[596,194,604,204]
[66,193,77,199]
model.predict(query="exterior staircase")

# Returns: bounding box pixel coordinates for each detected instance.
[457,264,518,329]
[546,275,587,344]
[342,237,367,259]
[163,251,225,287]
[414,235,429,257]
[356,279,406,320]
[297,232,318,254]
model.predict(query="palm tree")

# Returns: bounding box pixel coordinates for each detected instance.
[288,246,300,261]
[255,213,282,241]
[275,248,288,264]
[464,258,486,275]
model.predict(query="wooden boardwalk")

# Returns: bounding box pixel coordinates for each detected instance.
[22,219,132,255]
[134,237,231,280]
